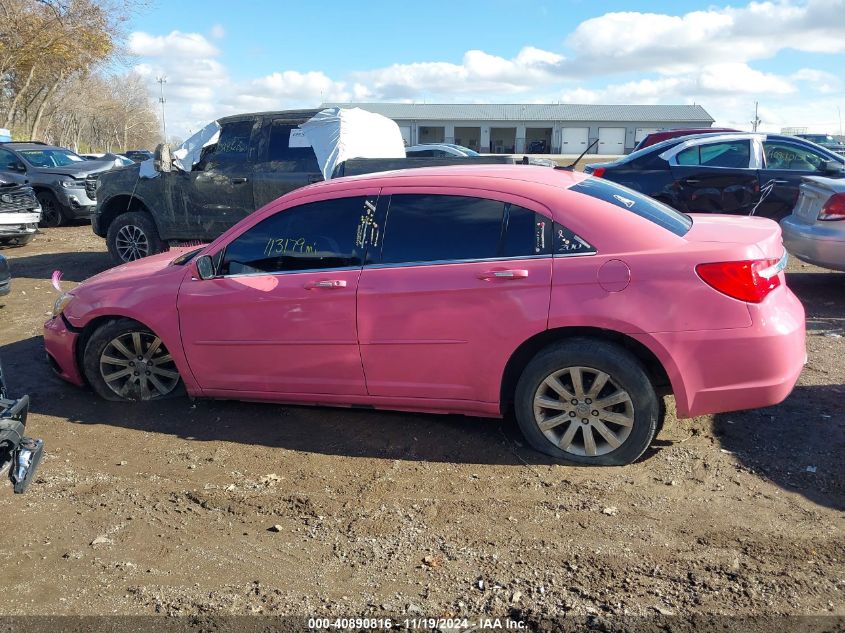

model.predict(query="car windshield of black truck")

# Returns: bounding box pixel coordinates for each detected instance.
[19,149,84,167]
[570,178,692,236]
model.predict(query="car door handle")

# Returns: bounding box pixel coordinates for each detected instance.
[476,269,529,280]
[304,279,347,289]
[772,179,789,184]
[684,178,701,184]
[231,177,249,184]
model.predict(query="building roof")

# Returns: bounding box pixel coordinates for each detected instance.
[321,103,714,124]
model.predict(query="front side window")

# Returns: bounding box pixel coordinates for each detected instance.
[0,149,18,170]
[220,196,369,275]
[764,142,827,171]
[676,140,751,168]
[203,120,255,166]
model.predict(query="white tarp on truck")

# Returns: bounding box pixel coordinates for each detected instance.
[143,108,403,180]
[300,107,406,180]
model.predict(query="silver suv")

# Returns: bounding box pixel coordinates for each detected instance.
[0,142,114,227]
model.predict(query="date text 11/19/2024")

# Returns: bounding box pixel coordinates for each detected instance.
[306,617,527,630]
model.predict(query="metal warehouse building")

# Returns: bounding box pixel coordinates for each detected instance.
[323,103,714,155]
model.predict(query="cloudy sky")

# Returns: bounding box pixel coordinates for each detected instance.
[127,0,845,140]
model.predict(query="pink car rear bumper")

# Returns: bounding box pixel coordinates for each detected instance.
[44,315,85,387]
[643,286,806,419]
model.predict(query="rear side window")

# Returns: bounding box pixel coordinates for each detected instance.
[381,195,504,264]
[676,140,751,168]
[379,195,555,264]
[267,120,320,171]
[503,204,553,257]
[571,178,692,236]
[221,196,368,275]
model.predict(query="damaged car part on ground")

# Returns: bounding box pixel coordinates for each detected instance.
[45,165,805,466]
[92,108,558,265]
[0,262,43,494]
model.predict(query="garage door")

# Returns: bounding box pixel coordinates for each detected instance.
[561,127,589,153]
[399,126,412,146]
[635,127,660,144]
[598,127,626,154]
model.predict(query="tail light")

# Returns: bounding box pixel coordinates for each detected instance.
[696,253,787,303]
[591,167,606,178]
[818,193,845,220]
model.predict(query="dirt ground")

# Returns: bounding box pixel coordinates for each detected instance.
[0,224,842,624]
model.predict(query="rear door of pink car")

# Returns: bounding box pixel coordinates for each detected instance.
[357,189,554,405]
[177,194,376,396]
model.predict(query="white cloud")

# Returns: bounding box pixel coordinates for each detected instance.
[352,47,565,99]
[127,0,845,139]
[565,0,845,74]
[128,31,219,58]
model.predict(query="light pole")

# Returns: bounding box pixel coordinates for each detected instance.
[751,101,761,132]
[157,76,167,142]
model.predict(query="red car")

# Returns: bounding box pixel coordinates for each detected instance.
[634,128,740,151]
[44,165,805,465]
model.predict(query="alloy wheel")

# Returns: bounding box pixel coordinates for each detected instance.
[39,198,61,227]
[533,366,634,457]
[115,224,150,262]
[99,331,179,400]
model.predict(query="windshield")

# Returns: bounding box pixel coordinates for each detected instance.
[19,149,84,167]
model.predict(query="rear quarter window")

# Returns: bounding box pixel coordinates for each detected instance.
[570,178,692,236]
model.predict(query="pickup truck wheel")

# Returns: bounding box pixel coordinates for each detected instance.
[106,211,166,264]
[514,339,659,466]
[37,191,65,228]
[83,319,182,402]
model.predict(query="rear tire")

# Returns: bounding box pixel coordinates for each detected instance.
[82,318,183,402]
[514,338,659,466]
[106,211,166,264]
[37,191,65,228]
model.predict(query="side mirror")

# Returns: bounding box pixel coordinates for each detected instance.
[153,143,172,173]
[195,255,215,280]
[824,160,844,174]
[9,161,25,173]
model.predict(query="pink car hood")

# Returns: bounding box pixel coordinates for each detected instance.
[77,249,194,290]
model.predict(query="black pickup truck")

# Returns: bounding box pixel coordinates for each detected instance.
[92,109,552,264]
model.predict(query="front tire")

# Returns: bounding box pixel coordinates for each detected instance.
[106,211,166,264]
[82,319,182,402]
[37,191,65,227]
[514,339,659,466]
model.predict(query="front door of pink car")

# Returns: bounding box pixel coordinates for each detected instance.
[177,194,375,396]
[358,190,554,405]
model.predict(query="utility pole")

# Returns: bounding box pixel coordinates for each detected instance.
[157,76,167,142]
[751,101,761,132]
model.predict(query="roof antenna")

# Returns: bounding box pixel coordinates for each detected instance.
[556,138,599,171]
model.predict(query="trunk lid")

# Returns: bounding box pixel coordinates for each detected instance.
[685,213,784,259]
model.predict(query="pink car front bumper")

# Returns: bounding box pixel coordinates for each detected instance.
[43,315,85,387]
[643,286,806,419]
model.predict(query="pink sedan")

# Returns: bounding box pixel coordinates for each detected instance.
[44,165,806,465]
